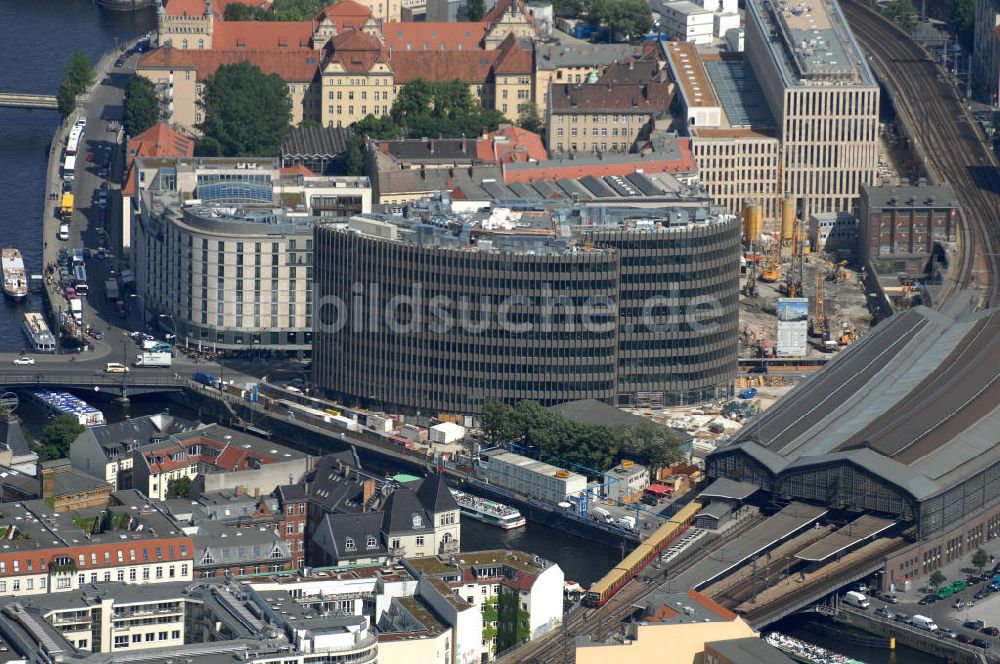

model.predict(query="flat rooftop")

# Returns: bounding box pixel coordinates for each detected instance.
[748,0,875,86]
[669,502,828,590]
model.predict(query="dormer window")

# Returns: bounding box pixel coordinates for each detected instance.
[345,537,356,551]
[412,514,423,529]
[366,536,377,549]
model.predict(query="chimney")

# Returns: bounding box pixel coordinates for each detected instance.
[254,487,260,498]
[235,485,245,497]
[429,139,435,155]
[362,479,376,510]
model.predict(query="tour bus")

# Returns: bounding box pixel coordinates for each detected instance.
[73,265,88,295]
[66,126,83,156]
[62,155,76,181]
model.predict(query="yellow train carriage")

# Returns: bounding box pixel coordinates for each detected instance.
[584,500,702,606]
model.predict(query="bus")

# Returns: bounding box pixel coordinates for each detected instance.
[66,126,83,156]
[73,265,88,295]
[62,155,76,181]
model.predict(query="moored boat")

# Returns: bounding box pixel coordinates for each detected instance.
[2,248,28,302]
[449,488,526,529]
[22,313,56,353]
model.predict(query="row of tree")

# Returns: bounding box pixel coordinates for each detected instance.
[224,0,330,21]
[481,400,685,476]
[57,51,95,117]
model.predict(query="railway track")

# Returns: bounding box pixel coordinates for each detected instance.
[502,516,765,664]
[841,0,1000,307]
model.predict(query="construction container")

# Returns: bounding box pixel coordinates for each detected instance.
[781,196,796,243]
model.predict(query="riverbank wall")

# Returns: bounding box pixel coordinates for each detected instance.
[835,607,990,664]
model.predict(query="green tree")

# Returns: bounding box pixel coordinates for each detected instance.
[354,113,400,139]
[928,570,946,590]
[166,476,193,499]
[972,548,990,573]
[884,0,917,33]
[516,102,544,135]
[620,423,684,472]
[391,79,505,139]
[123,75,160,136]
[35,415,85,462]
[224,3,260,19]
[465,0,486,20]
[343,135,366,176]
[951,0,975,51]
[57,51,95,117]
[607,0,652,38]
[482,401,518,445]
[198,61,292,156]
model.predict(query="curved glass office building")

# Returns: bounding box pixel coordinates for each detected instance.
[314,199,740,414]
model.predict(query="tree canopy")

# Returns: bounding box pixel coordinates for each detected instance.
[123,75,159,137]
[166,476,193,499]
[884,0,917,33]
[34,415,85,462]
[481,400,685,474]
[197,61,292,156]
[57,51,95,117]
[465,0,486,20]
[516,102,544,135]
[347,79,506,143]
[950,0,975,51]
[549,0,651,39]
[224,0,328,21]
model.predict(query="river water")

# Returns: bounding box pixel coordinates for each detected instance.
[0,0,156,351]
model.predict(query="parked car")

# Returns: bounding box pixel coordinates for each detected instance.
[981,626,1000,637]
[975,590,989,600]
[972,638,991,649]
[957,634,974,644]
[939,628,957,639]
[879,593,899,604]
[893,612,910,623]
[965,620,985,630]
[12,356,34,366]
[953,598,966,609]
[875,607,894,619]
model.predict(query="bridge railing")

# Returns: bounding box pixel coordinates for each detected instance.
[0,373,187,388]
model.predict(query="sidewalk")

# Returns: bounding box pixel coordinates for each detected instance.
[890,540,1000,602]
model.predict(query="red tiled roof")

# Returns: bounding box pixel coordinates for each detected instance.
[392,50,494,84]
[503,138,696,182]
[281,163,316,177]
[646,604,680,622]
[138,46,197,70]
[686,589,738,621]
[492,33,531,75]
[315,0,372,28]
[194,49,320,81]
[212,19,313,49]
[129,123,195,160]
[326,29,389,73]
[164,0,266,17]
[477,126,547,163]
[123,164,138,197]
[484,0,517,26]
[383,22,487,52]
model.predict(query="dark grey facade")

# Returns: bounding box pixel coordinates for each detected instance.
[313,202,740,415]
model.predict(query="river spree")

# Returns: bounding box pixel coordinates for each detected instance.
[0,0,155,351]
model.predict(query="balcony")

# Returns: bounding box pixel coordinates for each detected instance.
[439,539,459,555]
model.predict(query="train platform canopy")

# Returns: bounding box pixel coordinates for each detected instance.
[701,478,759,501]
[794,515,896,562]
[669,502,828,590]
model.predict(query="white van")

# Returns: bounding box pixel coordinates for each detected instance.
[58,223,70,241]
[843,591,870,609]
[911,615,938,631]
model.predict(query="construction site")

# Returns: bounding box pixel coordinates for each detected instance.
[737,196,874,374]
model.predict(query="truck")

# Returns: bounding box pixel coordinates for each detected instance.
[60,193,74,221]
[135,352,171,368]
[141,339,171,353]
[105,279,119,300]
[193,371,217,387]
[69,298,83,325]
[842,591,870,609]
[910,615,938,631]
[616,515,637,530]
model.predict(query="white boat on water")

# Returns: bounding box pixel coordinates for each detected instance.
[22,312,56,353]
[764,632,864,664]
[2,248,28,302]
[31,391,105,427]
[449,488,526,529]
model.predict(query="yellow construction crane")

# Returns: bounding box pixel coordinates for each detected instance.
[810,268,826,338]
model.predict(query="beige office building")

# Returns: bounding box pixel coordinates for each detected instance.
[744,0,879,220]
[132,157,370,356]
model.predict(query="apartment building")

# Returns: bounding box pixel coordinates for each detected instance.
[131,423,313,502]
[0,491,194,598]
[311,475,460,566]
[663,42,781,222]
[654,0,715,44]
[132,156,370,356]
[534,43,644,116]
[972,0,1000,105]
[405,550,563,659]
[745,0,879,220]
[546,81,673,154]
[70,413,199,489]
